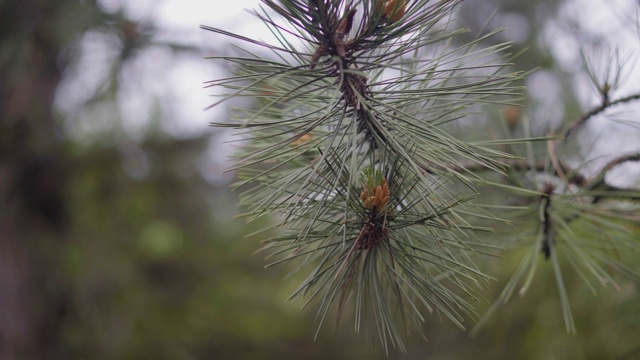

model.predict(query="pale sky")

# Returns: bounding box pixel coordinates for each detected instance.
[56,0,640,186]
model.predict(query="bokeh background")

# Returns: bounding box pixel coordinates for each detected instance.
[1,0,639,359]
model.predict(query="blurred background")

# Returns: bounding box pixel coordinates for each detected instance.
[1,0,639,359]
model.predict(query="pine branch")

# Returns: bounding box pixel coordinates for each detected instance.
[584,152,640,188]
[204,0,640,350]
[564,92,640,138]
[204,0,526,350]
[425,151,640,196]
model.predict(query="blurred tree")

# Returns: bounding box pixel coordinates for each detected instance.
[0,1,102,357]
[0,1,386,359]
[0,1,228,358]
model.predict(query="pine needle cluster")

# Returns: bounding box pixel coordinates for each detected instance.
[200,0,639,351]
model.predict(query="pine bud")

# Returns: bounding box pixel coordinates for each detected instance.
[375,0,406,24]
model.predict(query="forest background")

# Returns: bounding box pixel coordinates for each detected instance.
[1,0,639,359]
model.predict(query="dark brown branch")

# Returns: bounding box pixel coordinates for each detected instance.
[423,158,586,185]
[584,153,640,197]
[590,153,640,179]
[423,152,640,197]
[561,154,640,225]
[539,183,555,259]
[564,92,640,139]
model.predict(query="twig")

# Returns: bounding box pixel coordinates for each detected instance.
[582,153,640,190]
[564,92,640,139]
[422,158,586,185]
[547,136,569,186]
[562,153,640,224]
[539,183,555,259]
[424,149,640,192]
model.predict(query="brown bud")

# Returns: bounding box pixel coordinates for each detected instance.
[376,0,406,24]
[291,133,314,146]
[374,185,383,206]
[361,189,370,204]
[501,105,521,129]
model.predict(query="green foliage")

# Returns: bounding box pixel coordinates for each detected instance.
[205,0,530,350]
[205,0,640,352]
